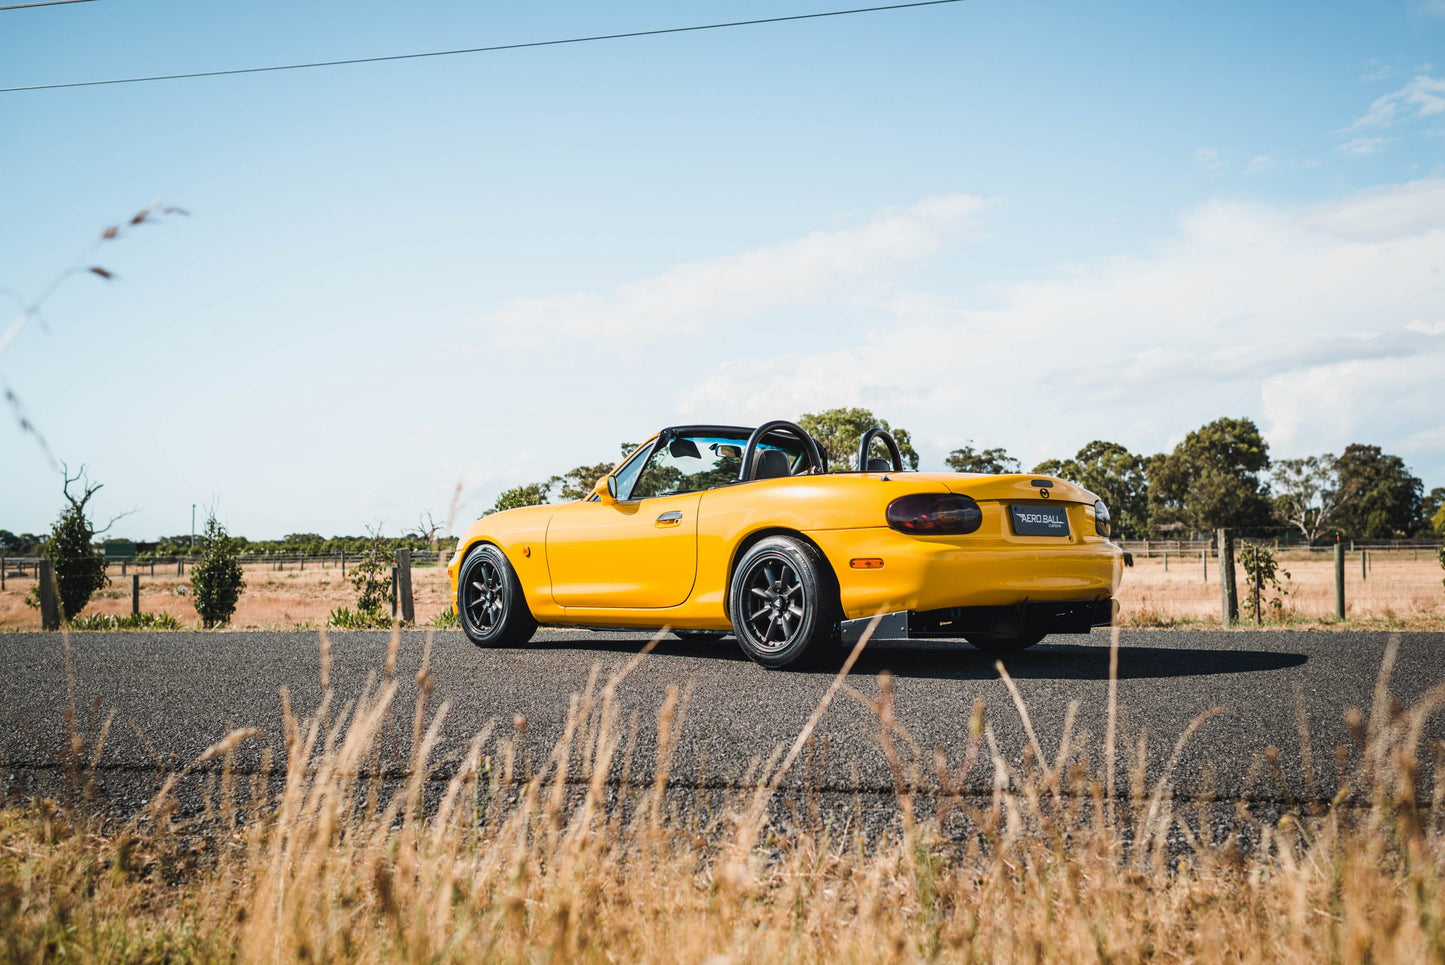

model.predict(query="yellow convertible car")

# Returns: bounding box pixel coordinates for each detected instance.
[449,421,1123,669]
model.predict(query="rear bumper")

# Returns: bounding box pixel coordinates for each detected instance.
[840,598,1114,643]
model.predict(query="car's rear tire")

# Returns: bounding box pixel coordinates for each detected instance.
[728,536,841,670]
[457,544,537,648]
[964,632,1045,657]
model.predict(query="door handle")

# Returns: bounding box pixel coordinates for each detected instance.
[656,511,683,525]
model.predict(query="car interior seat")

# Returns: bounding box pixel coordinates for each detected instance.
[752,448,792,480]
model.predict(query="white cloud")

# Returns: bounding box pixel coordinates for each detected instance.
[677,178,1445,478]
[1338,136,1394,156]
[1348,74,1445,131]
[1241,153,1318,175]
[1193,147,1225,175]
[482,194,991,343]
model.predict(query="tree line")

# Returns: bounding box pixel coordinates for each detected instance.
[489,408,1444,543]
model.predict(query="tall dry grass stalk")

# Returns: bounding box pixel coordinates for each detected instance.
[3,627,1445,962]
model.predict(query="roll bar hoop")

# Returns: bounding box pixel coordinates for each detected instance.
[857,427,904,472]
[737,420,827,481]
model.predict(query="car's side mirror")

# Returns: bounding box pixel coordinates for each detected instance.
[597,475,618,505]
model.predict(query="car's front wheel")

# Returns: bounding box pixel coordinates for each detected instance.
[458,544,537,648]
[728,536,841,670]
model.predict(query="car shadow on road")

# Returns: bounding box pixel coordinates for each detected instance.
[850,640,1309,681]
[508,633,1308,680]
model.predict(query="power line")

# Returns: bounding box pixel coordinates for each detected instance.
[1,0,964,93]
[0,0,97,10]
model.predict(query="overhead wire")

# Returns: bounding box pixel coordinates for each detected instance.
[1,0,965,93]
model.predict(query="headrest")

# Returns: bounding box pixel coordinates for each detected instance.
[753,448,792,480]
[867,457,892,472]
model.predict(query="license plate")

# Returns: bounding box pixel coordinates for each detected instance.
[1010,503,1070,536]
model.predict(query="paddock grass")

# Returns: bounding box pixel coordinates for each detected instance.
[2,629,1444,963]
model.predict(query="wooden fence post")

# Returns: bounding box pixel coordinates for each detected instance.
[391,566,399,619]
[1202,546,1208,582]
[396,548,414,624]
[1334,543,1345,619]
[1,557,5,591]
[1217,529,1237,628]
[132,574,140,616]
[1163,550,1169,572]
[1361,550,1367,581]
[341,552,346,576]
[1252,550,1262,626]
[39,560,60,630]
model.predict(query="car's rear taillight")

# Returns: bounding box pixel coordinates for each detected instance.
[886,493,983,535]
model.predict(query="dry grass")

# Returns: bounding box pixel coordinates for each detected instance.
[2,629,1445,962]
[0,560,454,631]
[1116,552,1445,630]
[2,552,1441,631]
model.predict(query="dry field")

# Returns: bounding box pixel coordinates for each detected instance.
[1,551,1442,631]
[2,631,1444,963]
[1116,551,1445,630]
[0,559,456,631]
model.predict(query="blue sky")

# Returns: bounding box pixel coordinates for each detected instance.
[3,0,1443,539]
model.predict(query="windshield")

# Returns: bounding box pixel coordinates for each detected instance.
[625,430,807,499]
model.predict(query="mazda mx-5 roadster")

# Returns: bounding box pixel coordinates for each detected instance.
[448,420,1123,669]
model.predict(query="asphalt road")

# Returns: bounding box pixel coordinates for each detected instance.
[1,628,1442,808]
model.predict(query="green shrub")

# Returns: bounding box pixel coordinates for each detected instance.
[44,467,110,621]
[69,612,183,631]
[191,514,245,628]
[429,605,460,629]
[1239,543,1290,622]
[338,532,394,627]
[327,606,392,630]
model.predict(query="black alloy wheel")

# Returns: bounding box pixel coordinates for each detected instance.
[728,536,841,670]
[458,544,537,648]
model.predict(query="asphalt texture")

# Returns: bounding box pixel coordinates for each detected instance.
[1,628,1442,811]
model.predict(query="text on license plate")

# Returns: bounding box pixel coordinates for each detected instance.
[1010,504,1070,536]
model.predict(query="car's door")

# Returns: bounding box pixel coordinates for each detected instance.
[545,490,702,608]
[546,434,738,609]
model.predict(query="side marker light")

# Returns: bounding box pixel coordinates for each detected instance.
[850,558,884,569]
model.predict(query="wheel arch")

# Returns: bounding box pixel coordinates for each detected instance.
[723,526,841,623]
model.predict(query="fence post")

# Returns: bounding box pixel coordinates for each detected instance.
[391,566,399,619]
[39,560,60,630]
[132,574,140,616]
[121,559,127,576]
[1,556,5,591]
[1217,529,1237,628]
[341,552,346,576]
[1202,546,1208,582]
[396,548,414,624]
[1334,543,1345,619]
[1361,549,1366,582]
[1163,550,1169,572]
[1252,550,1262,626]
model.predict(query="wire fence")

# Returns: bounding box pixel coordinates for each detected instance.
[0,550,454,580]
[1118,538,1444,557]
